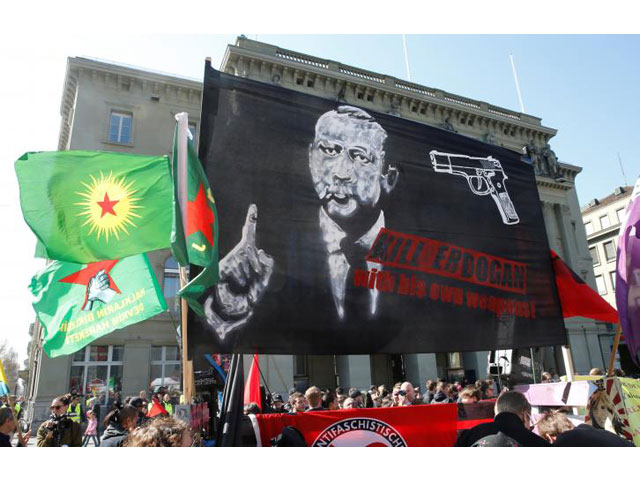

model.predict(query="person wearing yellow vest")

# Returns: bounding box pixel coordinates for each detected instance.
[162,394,173,415]
[67,395,83,424]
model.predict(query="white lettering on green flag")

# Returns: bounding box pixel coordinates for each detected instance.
[29,254,167,357]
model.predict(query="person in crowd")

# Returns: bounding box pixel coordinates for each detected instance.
[128,397,148,426]
[541,371,553,383]
[243,403,261,415]
[100,405,139,447]
[458,386,482,404]
[380,396,394,407]
[424,380,437,404]
[139,390,147,402]
[401,382,422,405]
[0,406,30,447]
[455,391,550,447]
[82,410,100,447]
[125,416,193,447]
[271,394,286,413]
[162,394,174,416]
[342,397,356,409]
[305,386,325,412]
[414,387,423,402]
[483,381,496,399]
[37,394,83,447]
[349,389,364,408]
[613,368,625,377]
[447,384,459,402]
[289,392,306,413]
[67,394,84,425]
[377,385,389,398]
[322,391,339,410]
[430,382,450,404]
[536,410,633,447]
[589,367,604,376]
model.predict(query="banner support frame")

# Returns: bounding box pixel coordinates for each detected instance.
[607,322,622,376]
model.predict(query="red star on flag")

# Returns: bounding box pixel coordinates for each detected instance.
[59,259,122,309]
[97,193,119,218]
[186,183,215,246]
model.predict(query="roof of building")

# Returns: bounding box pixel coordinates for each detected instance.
[581,186,633,214]
[75,56,202,84]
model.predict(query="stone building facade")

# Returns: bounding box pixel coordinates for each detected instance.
[27,38,614,423]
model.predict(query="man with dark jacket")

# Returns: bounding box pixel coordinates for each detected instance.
[305,386,326,412]
[455,391,550,447]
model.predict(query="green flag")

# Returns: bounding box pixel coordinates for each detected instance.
[16,150,174,264]
[171,113,220,270]
[29,254,167,358]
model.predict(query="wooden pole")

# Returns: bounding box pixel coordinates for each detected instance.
[180,268,193,404]
[561,345,575,382]
[607,322,622,377]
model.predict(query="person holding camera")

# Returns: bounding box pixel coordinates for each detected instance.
[36,394,83,447]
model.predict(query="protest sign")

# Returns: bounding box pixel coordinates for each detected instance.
[252,404,458,447]
[190,63,565,356]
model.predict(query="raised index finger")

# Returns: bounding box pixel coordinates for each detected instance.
[241,204,258,247]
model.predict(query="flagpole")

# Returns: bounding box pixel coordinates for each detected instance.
[179,270,193,404]
[607,323,622,376]
[176,112,195,404]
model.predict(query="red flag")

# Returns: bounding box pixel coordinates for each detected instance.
[244,354,262,410]
[551,249,618,324]
[147,397,169,417]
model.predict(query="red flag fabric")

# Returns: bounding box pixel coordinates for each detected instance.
[244,354,262,410]
[147,398,169,418]
[551,249,618,324]
[252,404,458,447]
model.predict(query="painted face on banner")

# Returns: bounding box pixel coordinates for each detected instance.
[309,107,387,219]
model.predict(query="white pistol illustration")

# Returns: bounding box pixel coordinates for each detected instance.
[429,150,519,225]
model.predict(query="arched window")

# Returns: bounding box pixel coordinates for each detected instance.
[163,257,187,315]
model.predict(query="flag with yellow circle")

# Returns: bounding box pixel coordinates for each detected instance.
[16,151,174,263]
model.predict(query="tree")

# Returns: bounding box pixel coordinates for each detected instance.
[0,340,20,393]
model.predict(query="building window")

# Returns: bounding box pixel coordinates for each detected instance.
[150,346,181,392]
[603,241,616,262]
[69,345,124,405]
[108,111,132,144]
[600,215,611,230]
[163,256,186,316]
[616,208,626,224]
[595,275,607,295]
[589,247,600,266]
[584,222,593,235]
[610,271,616,291]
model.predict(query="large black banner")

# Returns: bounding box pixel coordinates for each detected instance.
[190,62,566,356]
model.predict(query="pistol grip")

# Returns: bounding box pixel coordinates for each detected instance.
[491,179,519,225]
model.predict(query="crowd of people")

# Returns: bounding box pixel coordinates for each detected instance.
[2,369,636,447]
[246,377,499,415]
[0,386,191,448]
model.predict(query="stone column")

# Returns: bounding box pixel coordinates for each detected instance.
[336,355,371,391]
[263,355,294,396]
[403,353,438,391]
[122,343,151,397]
[461,351,489,382]
[541,201,564,257]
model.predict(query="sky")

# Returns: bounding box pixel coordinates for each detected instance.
[0,9,639,365]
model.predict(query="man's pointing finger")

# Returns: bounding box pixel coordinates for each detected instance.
[241,204,258,246]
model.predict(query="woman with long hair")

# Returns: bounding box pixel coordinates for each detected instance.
[100,405,138,447]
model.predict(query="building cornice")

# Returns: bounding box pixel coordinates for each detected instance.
[221,38,558,145]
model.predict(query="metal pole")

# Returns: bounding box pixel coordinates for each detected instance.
[402,35,412,82]
[509,53,526,113]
